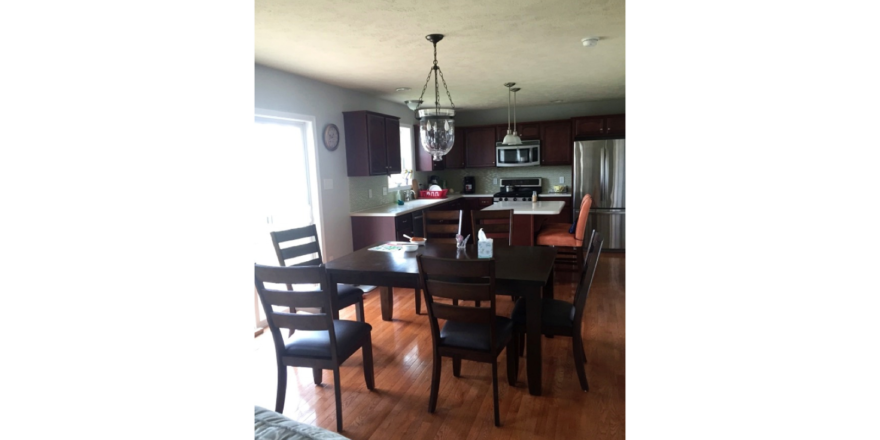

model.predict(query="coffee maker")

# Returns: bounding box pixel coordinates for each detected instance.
[463,176,475,194]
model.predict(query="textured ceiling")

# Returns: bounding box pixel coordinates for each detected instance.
[255,0,625,110]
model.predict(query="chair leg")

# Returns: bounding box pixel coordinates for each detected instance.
[333,367,343,431]
[415,288,421,315]
[452,357,462,377]
[519,332,526,357]
[363,335,375,390]
[428,352,442,413]
[275,362,287,413]
[312,368,322,385]
[506,337,518,386]
[475,300,481,307]
[355,301,365,322]
[572,337,589,392]
[492,360,500,427]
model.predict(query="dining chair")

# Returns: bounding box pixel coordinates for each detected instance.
[409,209,466,314]
[270,225,365,322]
[511,230,602,391]
[470,209,513,246]
[422,210,462,244]
[254,263,375,432]
[416,255,518,427]
[535,195,593,270]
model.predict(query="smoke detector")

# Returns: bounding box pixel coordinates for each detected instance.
[581,37,599,47]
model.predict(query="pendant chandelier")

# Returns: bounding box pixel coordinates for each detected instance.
[413,34,456,162]
[502,83,522,145]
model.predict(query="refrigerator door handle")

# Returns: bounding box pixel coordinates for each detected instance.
[599,148,608,202]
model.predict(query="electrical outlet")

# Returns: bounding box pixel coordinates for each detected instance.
[559,176,565,183]
[493,178,498,185]
[382,187,388,196]
[368,189,372,198]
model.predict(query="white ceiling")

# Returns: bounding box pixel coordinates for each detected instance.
[255,0,625,111]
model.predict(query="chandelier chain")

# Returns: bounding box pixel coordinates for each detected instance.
[414,38,455,110]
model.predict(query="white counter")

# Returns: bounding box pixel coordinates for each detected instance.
[350,195,463,217]
[481,201,565,215]
[459,193,495,198]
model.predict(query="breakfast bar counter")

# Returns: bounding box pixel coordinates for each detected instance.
[482,200,565,246]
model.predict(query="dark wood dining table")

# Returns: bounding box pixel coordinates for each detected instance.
[324,242,557,396]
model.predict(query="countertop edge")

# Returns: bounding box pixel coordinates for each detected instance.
[350,195,464,217]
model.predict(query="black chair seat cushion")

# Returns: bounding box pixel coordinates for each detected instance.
[511,298,575,328]
[336,284,364,307]
[439,317,513,352]
[284,320,372,359]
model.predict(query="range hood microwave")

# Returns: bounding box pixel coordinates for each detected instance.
[496,140,540,167]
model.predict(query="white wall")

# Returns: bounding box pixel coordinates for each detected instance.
[255,63,416,261]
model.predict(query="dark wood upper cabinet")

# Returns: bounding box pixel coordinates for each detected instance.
[342,110,402,176]
[465,126,496,168]
[572,114,625,139]
[540,120,572,166]
[444,127,466,169]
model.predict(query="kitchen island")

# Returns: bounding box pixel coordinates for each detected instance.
[482,200,565,246]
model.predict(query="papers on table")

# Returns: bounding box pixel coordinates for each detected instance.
[368,243,410,252]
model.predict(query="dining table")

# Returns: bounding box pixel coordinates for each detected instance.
[324,242,557,396]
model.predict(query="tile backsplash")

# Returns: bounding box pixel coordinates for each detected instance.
[348,166,571,212]
[428,166,572,195]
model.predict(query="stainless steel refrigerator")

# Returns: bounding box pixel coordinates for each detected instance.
[573,140,625,250]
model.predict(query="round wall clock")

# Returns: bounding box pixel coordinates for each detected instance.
[323,124,340,151]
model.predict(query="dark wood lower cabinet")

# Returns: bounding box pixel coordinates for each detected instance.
[541,196,573,224]
[350,198,466,250]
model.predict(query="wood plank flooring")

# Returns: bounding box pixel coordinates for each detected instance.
[253,252,625,439]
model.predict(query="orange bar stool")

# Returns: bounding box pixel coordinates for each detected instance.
[535,195,593,270]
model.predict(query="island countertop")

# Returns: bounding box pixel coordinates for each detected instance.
[481,201,565,215]
[350,195,463,217]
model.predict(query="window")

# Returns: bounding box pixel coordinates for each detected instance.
[387,125,413,190]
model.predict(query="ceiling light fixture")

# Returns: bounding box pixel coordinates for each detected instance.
[551,99,565,103]
[413,34,456,161]
[502,83,522,145]
[404,100,423,111]
[582,37,599,47]
[395,87,411,92]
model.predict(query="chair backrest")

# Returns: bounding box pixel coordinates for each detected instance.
[423,210,462,244]
[417,255,498,349]
[254,264,337,359]
[270,225,323,267]
[574,195,593,244]
[470,209,513,247]
[572,231,603,327]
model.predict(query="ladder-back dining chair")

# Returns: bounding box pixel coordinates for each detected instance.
[254,263,375,432]
[270,225,365,322]
[470,209,513,246]
[417,255,518,427]
[511,230,602,391]
[422,210,462,244]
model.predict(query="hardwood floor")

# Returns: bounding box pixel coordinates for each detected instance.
[254,253,625,439]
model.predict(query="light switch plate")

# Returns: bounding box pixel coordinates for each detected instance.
[368,189,372,198]
[559,176,565,183]
[382,187,387,196]
[323,178,334,190]
[493,178,498,185]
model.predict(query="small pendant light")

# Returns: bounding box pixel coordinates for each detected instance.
[502,83,522,145]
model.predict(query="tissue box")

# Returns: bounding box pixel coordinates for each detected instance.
[478,238,493,258]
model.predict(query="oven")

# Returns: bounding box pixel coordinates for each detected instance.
[496,140,540,167]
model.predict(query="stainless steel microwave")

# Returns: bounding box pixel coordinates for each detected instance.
[496,140,540,167]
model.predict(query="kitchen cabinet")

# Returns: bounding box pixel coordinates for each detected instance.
[495,122,540,142]
[349,199,464,250]
[342,110,402,176]
[444,127,466,169]
[572,114,625,139]
[539,120,573,166]
[465,126,496,168]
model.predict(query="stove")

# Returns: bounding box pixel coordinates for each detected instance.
[493,177,542,202]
